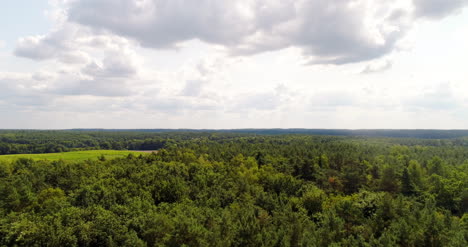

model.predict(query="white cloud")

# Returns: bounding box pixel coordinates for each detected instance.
[3,0,468,128]
[13,21,148,98]
[14,23,138,66]
[229,84,296,112]
[14,24,91,63]
[180,80,206,97]
[0,73,51,108]
[405,83,462,111]
[63,0,415,64]
[361,60,393,74]
[81,53,137,79]
[234,92,282,111]
[309,90,358,110]
[32,71,56,81]
[14,1,468,67]
[413,0,468,19]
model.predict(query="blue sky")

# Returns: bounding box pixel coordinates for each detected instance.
[1,0,51,49]
[1,0,468,129]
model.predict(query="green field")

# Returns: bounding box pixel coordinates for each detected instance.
[0,150,147,162]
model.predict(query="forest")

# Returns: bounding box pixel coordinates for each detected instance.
[2,130,468,155]
[0,131,467,246]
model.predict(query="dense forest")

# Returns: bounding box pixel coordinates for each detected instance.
[0,130,179,155]
[2,130,468,155]
[69,129,468,139]
[1,131,468,246]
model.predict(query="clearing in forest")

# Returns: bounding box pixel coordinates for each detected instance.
[0,150,145,162]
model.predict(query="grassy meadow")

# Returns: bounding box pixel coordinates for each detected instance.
[0,150,148,162]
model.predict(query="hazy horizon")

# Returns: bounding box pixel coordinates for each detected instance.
[2,128,468,130]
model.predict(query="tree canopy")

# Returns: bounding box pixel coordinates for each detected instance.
[0,131,467,246]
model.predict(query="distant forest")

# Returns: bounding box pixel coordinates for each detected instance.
[69,129,468,139]
[0,131,467,246]
[2,129,468,155]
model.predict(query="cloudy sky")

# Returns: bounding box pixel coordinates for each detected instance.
[1,0,467,129]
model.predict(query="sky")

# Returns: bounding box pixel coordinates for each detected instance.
[0,0,467,129]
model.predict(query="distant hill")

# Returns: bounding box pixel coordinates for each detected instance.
[69,129,468,139]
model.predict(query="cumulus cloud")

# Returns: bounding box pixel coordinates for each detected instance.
[405,83,461,111]
[0,53,225,113]
[51,56,139,97]
[230,84,295,112]
[32,71,57,81]
[309,90,358,110]
[241,0,413,64]
[68,0,256,48]
[0,71,207,114]
[14,21,145,97]
[16,0,468,66]
[6,0,468,128]
[14,23,137,66]
[52,78,134,97]
[81,54,137,79]
[180,80,206,97]
[63,0,414,64]
[361,60,393,74]
[14,25,91,63]
[177,55,233,97]
[234,92,282,111]
[413,0,468,19]
[4,49,140,100]
[147,97,220,113]
[15,35,59,60]
[0,74,51,108]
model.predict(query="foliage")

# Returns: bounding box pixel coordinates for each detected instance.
[0,150,147,162]
[0,132,467,246]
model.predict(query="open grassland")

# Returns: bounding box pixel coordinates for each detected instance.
[0,150,147,162]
